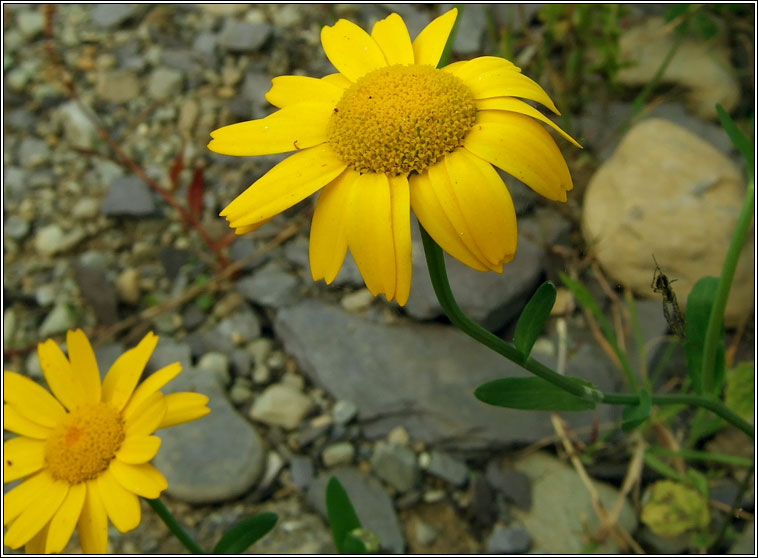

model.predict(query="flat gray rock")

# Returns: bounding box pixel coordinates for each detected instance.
[218,20,272,52]
[101,175,156,217]
[275,300,620,449]
[307,467,405,553]
[153,367,266,504]
[236,261,301,308]
[91,4,136,28]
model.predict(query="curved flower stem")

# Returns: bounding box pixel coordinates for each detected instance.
[419,224,755,439]
[701,178,755,393]
[147,498,205,554]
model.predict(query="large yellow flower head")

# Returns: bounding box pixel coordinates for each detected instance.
[209,8,579,306]
[3,330,210,554]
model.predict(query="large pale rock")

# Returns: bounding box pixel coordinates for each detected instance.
[582,119,753,326]
[617,17,738,119]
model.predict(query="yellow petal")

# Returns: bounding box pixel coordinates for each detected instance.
[221,143,347,227]
[409,171,490,272]
[444,148,517,266]
[158,392,210,429]
[115,435,162,464]
[122,362,181,421]
[444,55,521,79]
[321,18,387,82]
[463,112,572,201]
[45,482,86,554]
[3,437,46,482]
[232,216,274,236]
[412,8,458,66]
[4,403,52,439]
[371,13,414,65]
[461,69,560,114]
[347,172,396,301]
[4,471,52,526]
[321,73,352,89]
[77,481,108,554]
[66,329,102,404]
[3,371,65,428]
[265,76,344,108]
[24,523,48,554]
[208,102,332,156]
[427,158,501,269]
[124,391,167,437]
[97,469,141,533]
[101,332,158,412]
[3,476,67,549]
[309,169,359,284]
[38,338,84,411]
[389,174,412,306]
[475,97,582,147]
[110,461,167,499]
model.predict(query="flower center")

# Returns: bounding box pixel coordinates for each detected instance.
[45,402,125,484]
[327,65,477,176]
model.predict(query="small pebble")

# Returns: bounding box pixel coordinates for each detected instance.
[321,442,355,467]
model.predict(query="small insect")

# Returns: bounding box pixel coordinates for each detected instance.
[651,255,685,339]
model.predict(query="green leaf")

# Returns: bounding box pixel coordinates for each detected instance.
[684,277,724,394]
[342,528,381,554]
[475,377,595,411]
[326,476,362,554]
[211,512,277,554]
[716,104,755,176]
[724,361,755,423]
[621,388,652,431]
[641,480,710,537]
[513,281,556,359]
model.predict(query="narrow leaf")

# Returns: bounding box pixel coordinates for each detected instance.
[621,388,652,431]
[715,104,754,175]
[513,281,556,359]
[168,142,185,192]
[475,376,595,411]
[187,166,205,219]
[326,476,361,554]
[684,277,724,395]
[211,512,277,554]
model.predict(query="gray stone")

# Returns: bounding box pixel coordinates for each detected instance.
[229,237,269,270]
[236,261,300,308]
[332,399,358,425]
[512,452,637,554]
[413,519,438,547]
[58,101,98,149]
[322,442,355,467]
[215,307,261,347]
[340,289,374,312]
[486,523,532,554]
[275,300,620,449]
[728,520,755,555]
[115,268,141,305]
[181,303,206,331]
[289,455,314,491]
[71,197,100,220]
[486,462,531,510]
[4,215,29,240]
[249,383,314,430]
[379,4,429,38]
[17,10,44,38]
[448,3,485,54]
[218,21,272,52]
[147,339,192,372]
[91,4,136,28]
[637,526,690,555]
[404,217,544,330]
[34,224,67,256]
[161,49,199,73]
[490,4,543,31]
[307,467,405,553]
[17,137,50,168]
[424,450,468,487]
[147,67,184,100]
[153,367,266,504]
[73,260,119,325]
[247,337,273,365]
[93,343,125,379]
[229,379,254,405]
[96,69,140,103]
[370,441,420,492]
[192,31,218,61]
[39,303,75,337]
[3,167,26,199]
[197,352,230,386]
[101,176,156,217]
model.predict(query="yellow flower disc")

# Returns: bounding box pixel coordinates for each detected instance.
[45,403,125,484]
[328,65,477,176]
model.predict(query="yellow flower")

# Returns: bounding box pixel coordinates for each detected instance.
[3,330,210,554]
[209,8,579,306]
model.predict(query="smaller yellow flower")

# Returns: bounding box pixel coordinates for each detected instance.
[3,330,210,554]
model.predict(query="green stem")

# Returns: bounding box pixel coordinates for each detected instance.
[647,447,753,468]
[643,453,687,483]
[147,498,205,554]
[702,178,755,393]
[419,224,755,439]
